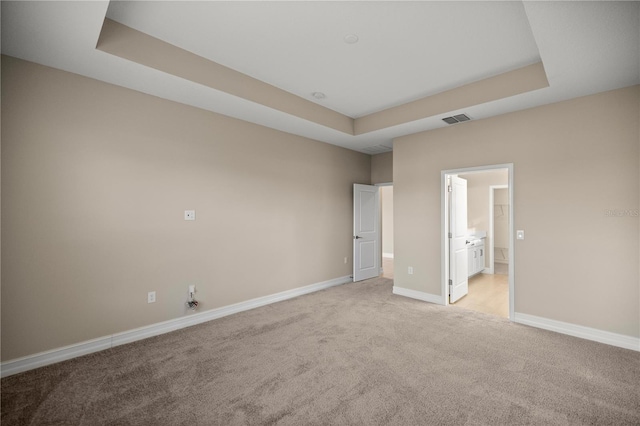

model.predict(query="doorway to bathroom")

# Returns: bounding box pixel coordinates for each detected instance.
[442,164,514,319]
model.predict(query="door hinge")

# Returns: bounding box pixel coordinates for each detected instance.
[447,185,452,193]
[448,232,452,239]
[448,279,453,294]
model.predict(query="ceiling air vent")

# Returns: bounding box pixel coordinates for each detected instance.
[442,114,471,125]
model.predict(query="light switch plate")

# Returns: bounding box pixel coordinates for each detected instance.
[184,210,196,221]
[517,230,525,240]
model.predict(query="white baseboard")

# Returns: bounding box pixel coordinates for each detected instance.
[514,312,640,352]
[392,286,445,305]
[382,253,394,259]
[1,275,352,378]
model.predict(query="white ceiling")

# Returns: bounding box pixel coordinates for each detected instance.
[105,1,541,118]
[2,1,639,154]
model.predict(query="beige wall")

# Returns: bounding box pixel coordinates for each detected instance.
[394,85,640,338]
[381,186,394,256]
[459,170,509,268]
[1,56,371,361]
[371,152,393,184]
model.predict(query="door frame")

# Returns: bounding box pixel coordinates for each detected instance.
[489,184,509,275]
[441,163,515,320]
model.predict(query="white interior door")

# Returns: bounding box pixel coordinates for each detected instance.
[449,176,469,303]
[353,184,380,282]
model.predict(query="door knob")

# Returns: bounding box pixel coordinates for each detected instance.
[354,236,363,239]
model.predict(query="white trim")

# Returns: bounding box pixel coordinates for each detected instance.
[441,172,449,304]
[514,312,640,352]
[508,170,514,321]
[1,275,352,378]
[0,337,113,379]
[382,252,394,258]
[392,286,445,305]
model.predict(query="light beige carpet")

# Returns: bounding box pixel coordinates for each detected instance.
[2,277,639,425]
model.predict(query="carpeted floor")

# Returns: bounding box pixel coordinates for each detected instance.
[2,277,639,425]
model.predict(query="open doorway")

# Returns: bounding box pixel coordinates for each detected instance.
[353,183,393,282]
[380,185,394,279]
[442,164,514,320]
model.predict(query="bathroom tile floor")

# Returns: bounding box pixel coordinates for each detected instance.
[382,258,507,318]
[453,272,509,318]
[382,257,394,279]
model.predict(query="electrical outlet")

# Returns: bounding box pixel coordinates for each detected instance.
[184,210,196,221]
[186,285,198,311]
[408,266,414,275]
[344,257,348,264]
[147,291,156,303]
